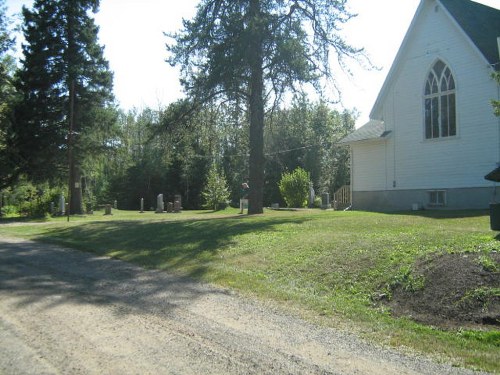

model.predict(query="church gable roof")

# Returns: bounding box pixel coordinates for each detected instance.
[440,0,500,67]
[369,0,500,121]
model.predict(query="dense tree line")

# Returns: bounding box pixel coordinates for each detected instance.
[96,99,354,211]
[0,0,356,216]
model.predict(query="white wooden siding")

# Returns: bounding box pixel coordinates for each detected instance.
[365,0,500,193]
[352,141,388,191]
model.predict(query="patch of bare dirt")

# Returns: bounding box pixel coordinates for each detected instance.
[385,252,500,329]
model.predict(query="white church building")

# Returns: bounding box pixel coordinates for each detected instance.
[341,0,500,211]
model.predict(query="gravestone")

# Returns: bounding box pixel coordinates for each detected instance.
[308,183,315,208]
[321,193,331,209]
[174,200,181,213]
[104,204,112,215]
[174,195,182,207]
[167,202,173,213]
[113,200,117,209]
[156,194,164,213]
[140,198,144,213]
[174,194,182,213]
[59,194,65,215]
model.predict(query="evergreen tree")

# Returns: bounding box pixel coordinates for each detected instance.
[0,0,18,190]
[168,0,369,214]
[202,164,230,211]
[13,0,114,214]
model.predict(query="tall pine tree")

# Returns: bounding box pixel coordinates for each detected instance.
[0,0,18,190]
[168,0,369,214]
[14,0,114,214]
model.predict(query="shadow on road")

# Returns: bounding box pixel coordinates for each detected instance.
[0,216,308,316]
[0,238,230,316]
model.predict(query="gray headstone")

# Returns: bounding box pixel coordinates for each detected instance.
[140,198,144,213]
[321,193,331,209]
[156,194,164,213]
[174,200,181,213]
[174,194,182,207]
[174,194,182,213]
[308,183,315,208]
[167,202,173,213]
[104,204,112,215]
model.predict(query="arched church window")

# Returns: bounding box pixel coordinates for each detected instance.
[424,60,456,139]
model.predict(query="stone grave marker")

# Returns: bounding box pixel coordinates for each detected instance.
[167,202,173,213]
[308,183,315,208]
[174,194,182,213]
[59,194,65,215]
[104,204,112,215]
[156,194,164,213]
[321,193,331,209]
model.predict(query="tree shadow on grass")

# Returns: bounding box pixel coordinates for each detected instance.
[0,216,308,317]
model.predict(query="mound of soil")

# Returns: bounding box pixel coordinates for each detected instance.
[384,252,500,329]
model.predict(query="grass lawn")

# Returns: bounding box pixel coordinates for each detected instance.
[1,208,499,372]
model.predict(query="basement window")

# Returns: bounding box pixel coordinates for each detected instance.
[428,190,446,206]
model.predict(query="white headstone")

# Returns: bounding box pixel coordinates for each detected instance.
[308,183,315,208]
[59,194,65,215]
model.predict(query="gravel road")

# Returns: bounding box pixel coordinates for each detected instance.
[0,237,488,375]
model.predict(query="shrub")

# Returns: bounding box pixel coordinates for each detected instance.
[0,205,18,217]
[202,164,230,211]
[1,179,65,218]
[278,167,311,208]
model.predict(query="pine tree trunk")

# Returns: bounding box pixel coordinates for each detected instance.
[69,161,83,215]
[67,78,82,215]
[248,0,264,215]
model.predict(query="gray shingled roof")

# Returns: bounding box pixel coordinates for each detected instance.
[339,120,390,144]
[440,0,500,68]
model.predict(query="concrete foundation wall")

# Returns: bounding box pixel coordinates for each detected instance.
[352,187,495,212]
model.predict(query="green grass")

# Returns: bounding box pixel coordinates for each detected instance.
[1,208,499,372]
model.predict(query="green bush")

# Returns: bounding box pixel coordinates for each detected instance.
[313,196,322,208]
[0,205,18,217]
[1,179,65,218]
[278,167,311,208]
[18,188,53,218]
